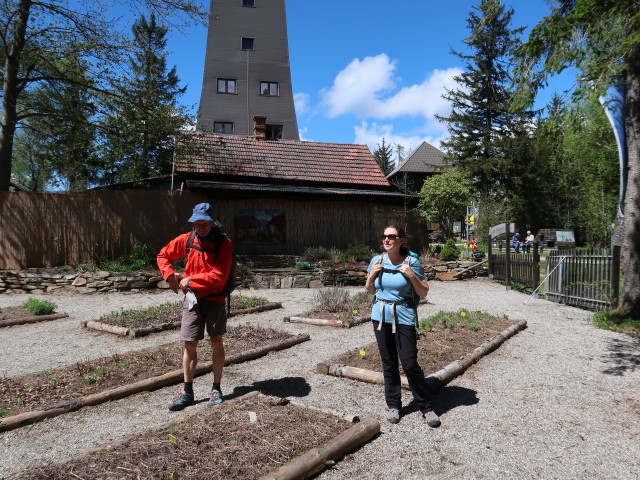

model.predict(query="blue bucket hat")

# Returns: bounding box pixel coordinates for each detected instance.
[188,203,216,222]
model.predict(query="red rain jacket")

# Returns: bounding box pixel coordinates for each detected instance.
[157,231,232,303]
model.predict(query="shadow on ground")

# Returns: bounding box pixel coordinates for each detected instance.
[602,337,640,375]
[402,385,479,417]
[228,376,312,400]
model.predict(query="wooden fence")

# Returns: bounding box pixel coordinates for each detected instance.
[0,190,208,269]
[544,247,621,311]
[0,190,412,269]
[488,242,541,289]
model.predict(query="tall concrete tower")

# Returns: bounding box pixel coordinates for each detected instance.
[198,0,299,140]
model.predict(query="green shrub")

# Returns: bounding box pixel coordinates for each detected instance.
[438,239,460,261]
[24,298,56,315]
[343,243,375,262]
[100,243,156,272]
[295,262,312,270]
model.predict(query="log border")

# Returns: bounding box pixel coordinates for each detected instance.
[317,319,527,392]
[81,302,283,337]
[0,333,310,433]
[284,314,371,328]
[0,312,69,328]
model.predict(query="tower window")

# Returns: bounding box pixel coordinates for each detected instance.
[260,81,279,96]
[241,38,254,50]
[242,0,255,6]
[214,122,234,134]
[217,78,236,94]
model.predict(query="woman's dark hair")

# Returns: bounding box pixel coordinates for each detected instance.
[385,224,410,256]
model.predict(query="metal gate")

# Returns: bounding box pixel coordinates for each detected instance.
[545,247,621,311]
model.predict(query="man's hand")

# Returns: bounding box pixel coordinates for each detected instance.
[179,276,190,294]
[167,273,181,294]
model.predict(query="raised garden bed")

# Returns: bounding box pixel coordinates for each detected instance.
[317,312,526,391]
[9,392,380,480]
[0,326,309,431]
[0,305,68,328]
[81,298,282,337]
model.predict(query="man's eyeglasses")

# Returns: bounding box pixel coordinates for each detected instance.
[381,234,401,240]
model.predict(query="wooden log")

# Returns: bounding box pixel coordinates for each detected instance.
[229,301,282,317]
[348,315,371,327]
[0,313,68,328]
[286,317,344,327]
[259,417,380,480]
[83,320,129,336]
[129,321,181,337]
[0,333,310,433]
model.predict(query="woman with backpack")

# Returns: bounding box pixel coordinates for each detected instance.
[365,225,440,427]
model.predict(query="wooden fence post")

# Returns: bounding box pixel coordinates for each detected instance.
[505,222,511,289]
[488,234,493,278]
[532,241,540,290]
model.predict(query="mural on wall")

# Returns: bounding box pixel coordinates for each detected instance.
[233,209,286,245]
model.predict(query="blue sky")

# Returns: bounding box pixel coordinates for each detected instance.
[167,0,575,156]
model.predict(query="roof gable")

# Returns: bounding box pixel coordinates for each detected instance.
[387,141,450,177]
[175,133,390,188]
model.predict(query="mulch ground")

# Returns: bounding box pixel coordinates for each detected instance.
[0,305,42,320]
[10,394,352,480]
[329,315,519,375]
[0,326,292,417]
[293,296,373,326]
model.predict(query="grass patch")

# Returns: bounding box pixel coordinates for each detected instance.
[591,309,640,339]
[23,298,57,315]
[100,302,182,325]
[313,287,370,313]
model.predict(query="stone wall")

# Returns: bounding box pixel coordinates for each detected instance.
[0,261,487,295]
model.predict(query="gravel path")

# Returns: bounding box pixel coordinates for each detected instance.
[1,279,638,479]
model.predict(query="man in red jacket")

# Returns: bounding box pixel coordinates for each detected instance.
[157,203,233,411]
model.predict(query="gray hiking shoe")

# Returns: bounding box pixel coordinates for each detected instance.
[168,391,195,411]
[387,408,400,424]
[423,410,441,428]
[207,388,223,407]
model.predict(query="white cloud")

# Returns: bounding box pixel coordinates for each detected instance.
[294,92,311,116]
[354,120,449,158]
[322,54,397,118]
[322,53,462,122]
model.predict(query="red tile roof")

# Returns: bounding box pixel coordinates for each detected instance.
[175,133,390,188]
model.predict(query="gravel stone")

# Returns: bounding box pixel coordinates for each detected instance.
[0,279,638,479]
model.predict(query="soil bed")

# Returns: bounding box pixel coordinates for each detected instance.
[330,315,518,374]
[10,394,353,480]
[0,326,292,417]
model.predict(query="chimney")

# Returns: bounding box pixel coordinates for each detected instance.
[253,116,267,140]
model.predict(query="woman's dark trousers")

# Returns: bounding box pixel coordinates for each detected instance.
[373,321,433,413]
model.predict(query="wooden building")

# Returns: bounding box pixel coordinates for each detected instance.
[168,125,419,255]
[387,141,451,193]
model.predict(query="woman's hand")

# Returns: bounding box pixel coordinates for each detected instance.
[399,263,415,279]
[365,263,382,292]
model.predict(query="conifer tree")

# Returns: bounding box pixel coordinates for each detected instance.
[436,0,525,195]
[373,138,395,176]
[102,13,189,183]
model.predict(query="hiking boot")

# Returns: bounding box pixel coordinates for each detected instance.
[423,410,441,428]
[207,388,223,407]
[387,408,400,424]
[168,391,194,411]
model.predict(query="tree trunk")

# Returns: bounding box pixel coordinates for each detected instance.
[621,45,640,318]
[0,0,31,191]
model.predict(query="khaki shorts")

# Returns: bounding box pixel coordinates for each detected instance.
[180,298,227,341]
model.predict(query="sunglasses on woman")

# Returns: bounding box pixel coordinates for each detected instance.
[381,234,401,240]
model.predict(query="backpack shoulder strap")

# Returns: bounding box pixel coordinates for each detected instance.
[185,230,197,257]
